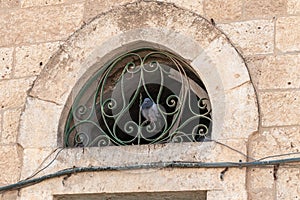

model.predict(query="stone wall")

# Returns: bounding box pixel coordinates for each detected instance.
[0,0,299,200]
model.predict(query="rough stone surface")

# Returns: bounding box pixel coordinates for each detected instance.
[244,0,287,19]
[31,2,220,105]
[15,42,61,77]
[2,108,22,144]
[0,47,13,80]
[0,113,2,141]
[220,82,258,139]
[277,168,300,200]
[205,0,242,22]
[0,77,35,110]
[18,97,63,148]
[21,147,57,179]
[159,0,204,15]
[85,0,205,23]
[19,168,246,200]
[246,54,300,89]
[0,191,18,200]
[276,16,300,52]
[20,0,84,8]
[192,36,258,140]
[192,36,250,92]
[0,0,19,9]
[0,3,84,47]
[249,127,300,159]
[288,0,300,14]
[247,168,274,200]
[29,50,80,105]
[0,145,22,185]
[84,0,140,22]
[260,91,300,127]
[218,20,274,55]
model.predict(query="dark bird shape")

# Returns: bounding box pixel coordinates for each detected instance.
[141,98,162,124]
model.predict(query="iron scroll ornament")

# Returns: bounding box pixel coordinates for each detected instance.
[64,49,212,147]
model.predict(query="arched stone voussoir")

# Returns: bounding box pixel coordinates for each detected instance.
[191,35,258,140]
[30,1,222,105]
[28,1,258,143]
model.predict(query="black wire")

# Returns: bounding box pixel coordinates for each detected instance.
[24,148,65,180]
[205,139,257,161]
[258,152,300,161]
[1,157,300,193]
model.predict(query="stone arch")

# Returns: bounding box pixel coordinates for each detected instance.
[18,1,258,198]
[19,1,258,149]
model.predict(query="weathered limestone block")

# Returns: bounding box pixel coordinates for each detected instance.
[247,168,275,200]
[276,16,300,52]
[85,0,204,24]
[192,36,258,140]
[0,145,22,185]
[21,0,84,8]
[277,168,300,200]
[288,0,300,14]
[0,3,84,46]
[0,47,13,80]
[0,78,35,110]
[218,20,274,55]
[15,42,61,77]
[246,54,300,89]
[249,127,300,159]
[29,50,82,105]
[21,147,57,179]
[244,0,287,19]
[19,168,246,200]
[18,97,63,148]
[205,0,242,22]
[0,191,18,200]
[31,1,221,104]
[0,0,19,9]
[84,0,139,22]
[158,0,204,15]
[260,91,300,127]
[2,108,22,144]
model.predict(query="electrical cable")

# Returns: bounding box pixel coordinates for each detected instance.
[24,148,65,180]
[1,157,300,193]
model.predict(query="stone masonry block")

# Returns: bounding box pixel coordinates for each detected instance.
[218,20,274,55]
[0,145,22,185]
[84,0,137,22]
[246,54,300,89]
[18,97,63,148]
[21,0,84,8]
[276,16,300,52]
[244,0,287,19]
[15,42,61,77]
[288,0,300,14]
[247,168,274,200]
[0,3,84,46]
[0,47,13,80]
[0,191,18,200]
[2,108,22,144]
[277,168,300,200]
[249,127,300,159]
[0,77,35,110]
[159,0,204,15]
[205,0,242,22]
[260,91,300,127]
[0,0,19,9]
[21,147,57,179]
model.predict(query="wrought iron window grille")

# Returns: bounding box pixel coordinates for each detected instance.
[64,48,212,147]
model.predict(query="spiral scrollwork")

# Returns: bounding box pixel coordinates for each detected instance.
[64,48,212,147]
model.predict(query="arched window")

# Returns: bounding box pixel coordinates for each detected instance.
[64,48,212,147]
